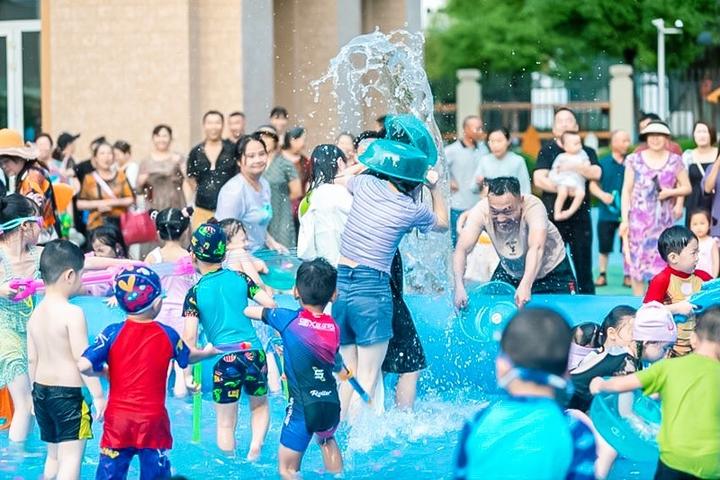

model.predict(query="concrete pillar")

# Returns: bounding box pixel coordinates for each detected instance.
[609,64,635,139]
[455,69,481,137]
[241,0,274,129]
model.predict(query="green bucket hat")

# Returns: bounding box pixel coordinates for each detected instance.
[358,139,430,183]
[384,114,438,166]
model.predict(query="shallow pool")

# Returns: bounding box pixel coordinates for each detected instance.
[1,293,655,479]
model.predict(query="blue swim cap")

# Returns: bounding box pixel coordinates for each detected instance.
[114,266,163,314]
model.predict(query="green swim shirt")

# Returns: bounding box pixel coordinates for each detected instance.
[636,354,720,479]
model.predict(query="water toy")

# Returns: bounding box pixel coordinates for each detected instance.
[458,281,517,342]
[52,182,75,212]
[256,251,302,291]
[358,139,430,183]
[590,390,660,462]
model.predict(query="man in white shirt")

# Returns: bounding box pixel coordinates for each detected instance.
[445,115,489,245]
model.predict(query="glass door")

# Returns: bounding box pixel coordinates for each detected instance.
[0,20,40,137]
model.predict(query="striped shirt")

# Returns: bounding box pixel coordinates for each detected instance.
[340,175,435,273]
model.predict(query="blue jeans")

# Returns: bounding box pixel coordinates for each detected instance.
[332,265,393,346]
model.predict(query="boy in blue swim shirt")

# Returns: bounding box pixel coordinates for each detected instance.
[245,258,343,479]
[181,222,276,460]
[454,308,596,480]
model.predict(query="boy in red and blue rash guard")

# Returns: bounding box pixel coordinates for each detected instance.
[245,258,343,478]
[78,266,215,480]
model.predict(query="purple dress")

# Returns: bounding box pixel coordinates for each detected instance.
[627,152,684,282]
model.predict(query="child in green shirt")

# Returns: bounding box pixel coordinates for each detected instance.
[590,307,720,479]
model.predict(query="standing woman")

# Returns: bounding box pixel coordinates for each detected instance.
[333,136,448,420]
[336,132,357,167]
[282,127,311,237]
[297,145,351,265]
[215,133,286,253]
[113,140,139,191]
[620,121,691,296]
[50,132,80,185]
[682,122,717,225]
[475,127,532,195]
[263,128,302,250]
[76,141,135,232]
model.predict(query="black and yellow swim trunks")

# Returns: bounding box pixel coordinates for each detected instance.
[32,383,92,443]
[212,350,268,404]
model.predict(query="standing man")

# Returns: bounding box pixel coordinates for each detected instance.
[590,130,632,288]
[533,108,601,294]
[227,111,246,143]
[454,177,575,309]
[186,110,237,229]
[270,106,289,144]
[445,115,489,245]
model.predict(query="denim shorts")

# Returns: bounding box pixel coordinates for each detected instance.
[332,265,393,346]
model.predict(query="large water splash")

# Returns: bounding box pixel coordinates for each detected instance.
[312,30,451,294]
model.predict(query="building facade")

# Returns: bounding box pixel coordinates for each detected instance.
[0,0,421,158]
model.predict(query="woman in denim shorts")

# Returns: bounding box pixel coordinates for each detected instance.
[333,131,448,419]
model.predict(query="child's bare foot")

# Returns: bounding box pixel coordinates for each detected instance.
[247,445,262,462]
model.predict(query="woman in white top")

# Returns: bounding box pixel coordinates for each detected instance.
[297,144,352,265]
[475,127,532,195]
[682,121,718,225]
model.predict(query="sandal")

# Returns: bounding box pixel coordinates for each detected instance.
[594,273,607,287]
[623,275,632,288]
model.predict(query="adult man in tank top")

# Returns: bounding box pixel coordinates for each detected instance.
[453,177,576,309]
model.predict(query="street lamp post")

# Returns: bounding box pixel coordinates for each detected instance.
[652,18,683,120]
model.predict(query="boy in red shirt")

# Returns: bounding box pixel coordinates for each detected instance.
[78,266,215,479]
[644,226,711,356]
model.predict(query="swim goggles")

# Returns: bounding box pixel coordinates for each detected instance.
[0,216,43,235]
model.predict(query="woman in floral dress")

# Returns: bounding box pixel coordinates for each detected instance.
[620,121,691,296]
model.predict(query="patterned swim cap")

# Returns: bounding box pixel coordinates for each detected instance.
[190,223,227,263]
[114,266,163,314]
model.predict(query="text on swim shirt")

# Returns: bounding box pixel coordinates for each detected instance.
[298,316,337,331]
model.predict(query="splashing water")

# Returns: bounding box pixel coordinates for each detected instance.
[312,30,451,294]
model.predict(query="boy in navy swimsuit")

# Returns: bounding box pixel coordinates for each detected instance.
[78,266,216,479]
[245,258,343,479]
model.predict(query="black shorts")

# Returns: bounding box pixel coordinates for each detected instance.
[491,256,577,294]
[654,459,701,480]
[32,383,92,443]
[212,350,268,403]
[382,250,427,374]
[597,220,620,254]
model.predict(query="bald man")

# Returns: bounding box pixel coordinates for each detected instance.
[589,130,631,287]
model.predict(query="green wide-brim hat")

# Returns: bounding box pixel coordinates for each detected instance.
[384,114,438,167]
[358,138,430,183]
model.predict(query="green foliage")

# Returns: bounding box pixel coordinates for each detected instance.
[426,0,720,80]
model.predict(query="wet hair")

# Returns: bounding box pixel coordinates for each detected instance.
[354,130,383,150]
[696,307,720,343]
[689,208,711,225]
[488,127,511,141]
[236,133,267,161]
[309,144,346,191]
[270,106,288,118]
[295,258,337,306]
[597,305,636,349]
[36,133,53,147]
[40,240,84,284]
[0,194,39,227]
[282,126,306,150]
[693,121,717,146]
[658,226,697,262]
[152,124,173,137]
[151,207,193,241]
[202,110,224,123]
[89,224,127,258]
[113,140,131,155]
[217,218,247,243]
[487,176,521,197]
[500,308,572,376]
[229,111,245,119]
[92,140,113,158]
[572,323,601,348]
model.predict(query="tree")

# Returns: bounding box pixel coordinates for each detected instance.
[425,0,720,80]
